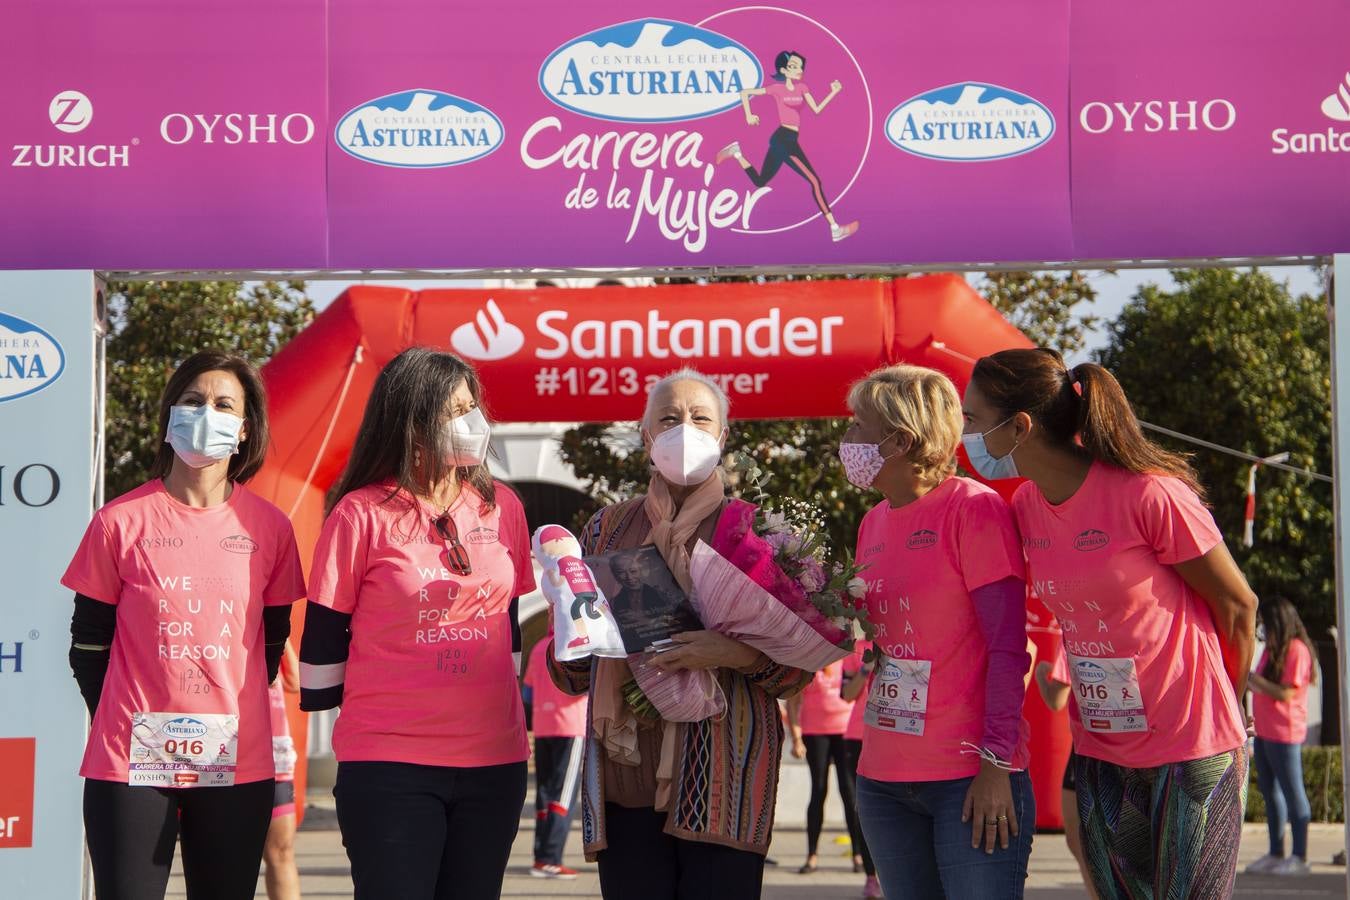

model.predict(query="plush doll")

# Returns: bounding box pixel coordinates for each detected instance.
[532,525,625,661]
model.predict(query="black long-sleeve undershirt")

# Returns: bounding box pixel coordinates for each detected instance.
[69,593,115,716]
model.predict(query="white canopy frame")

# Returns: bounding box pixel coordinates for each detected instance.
[99,254,1324,283]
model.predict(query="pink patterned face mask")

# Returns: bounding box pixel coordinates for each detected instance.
[838,441,887,489]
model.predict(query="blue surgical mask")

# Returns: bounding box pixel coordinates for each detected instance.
[165,405,244,468]
[961,417,1020,480]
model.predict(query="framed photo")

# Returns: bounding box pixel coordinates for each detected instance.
[584,546,703,653]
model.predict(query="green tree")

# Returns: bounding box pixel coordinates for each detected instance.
[104,280,315,499]
[979,270,1104,355]
[1097,268,1333,632]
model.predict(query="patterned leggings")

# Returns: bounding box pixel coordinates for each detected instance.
[1075,748,1247,899]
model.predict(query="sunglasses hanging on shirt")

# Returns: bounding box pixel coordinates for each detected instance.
[434,511,473,576]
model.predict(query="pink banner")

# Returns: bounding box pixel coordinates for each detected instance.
[325,0,1071,269]
[1070,0,1350,260]
[2,0,1347,270]
[0,0,328,269]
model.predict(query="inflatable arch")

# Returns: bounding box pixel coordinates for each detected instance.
[249,275,1071,828]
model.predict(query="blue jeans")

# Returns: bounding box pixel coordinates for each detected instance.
[1253,737,1311,858]
[856,771,1034,899]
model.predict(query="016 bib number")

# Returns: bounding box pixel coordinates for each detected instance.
[129,711,239,787]
[1068,656,1148,733]
[864,658,931,737]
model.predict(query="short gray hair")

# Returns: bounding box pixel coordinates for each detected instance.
[642,368,730,427]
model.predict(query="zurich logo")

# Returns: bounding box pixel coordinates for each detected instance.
[539,18,762,123]
[450,299,526,361]
[335,90,505,168]
[0,312,66,403]
[886,82,1055,161]
[162,717,209,739]
[1074,661,1107,684]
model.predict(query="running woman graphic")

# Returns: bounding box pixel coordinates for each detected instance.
[717,50,859,242]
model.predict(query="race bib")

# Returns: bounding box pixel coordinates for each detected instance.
[864,658,931,737]
[1068,656,1148,733]
[128,712,239,787]
[272,736,298,778]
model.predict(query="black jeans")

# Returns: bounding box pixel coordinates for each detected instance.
[596,803,766,899]
[803,732,864,857]
[84,777,273,900]
[334,759,527,900]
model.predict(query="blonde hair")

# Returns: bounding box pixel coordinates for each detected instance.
[847,365,962,488]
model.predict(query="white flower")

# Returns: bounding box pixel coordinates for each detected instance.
[785,535,804,555]
[847,577,868,599]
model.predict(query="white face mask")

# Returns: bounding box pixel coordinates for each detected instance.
[961,417,1020,480]
[648,424,724,486]
[442,407,492,467]
[165,405,244,468]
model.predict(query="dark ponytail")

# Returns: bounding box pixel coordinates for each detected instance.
[971,348,1205,499]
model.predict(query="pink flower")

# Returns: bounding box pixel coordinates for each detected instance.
[799,558,827,594]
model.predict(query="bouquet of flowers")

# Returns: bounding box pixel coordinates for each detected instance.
[708,456,875,660]
[625,457,874,721]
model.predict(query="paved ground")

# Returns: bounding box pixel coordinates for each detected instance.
[166,793,1350,899]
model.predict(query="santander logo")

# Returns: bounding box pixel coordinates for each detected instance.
[449,300,845,363]
[450,299,527,361]
[1322,72,1350,122]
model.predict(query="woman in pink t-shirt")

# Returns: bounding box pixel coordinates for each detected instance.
[784,659,866,877]
[263,641,300,900]
[715,49,859,243]
[63,351,307,900]
[299,348,535,900]
[523,638,588,879]
[1246,596,1317,876]
[839,365,1034,899]
[1032,636,1098,900]
[839,643,882,899]
[966,347,1257,899]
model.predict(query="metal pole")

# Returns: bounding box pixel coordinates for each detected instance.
[1329,255,1350,884]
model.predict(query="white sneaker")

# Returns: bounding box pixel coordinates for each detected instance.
[715,141,742,165]
[831,220,859,242]
[1272,856,1312,876]
[1245,853,1283,873]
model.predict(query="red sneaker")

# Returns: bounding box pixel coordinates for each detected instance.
[530,862,579,880]
[566,635,590,650]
